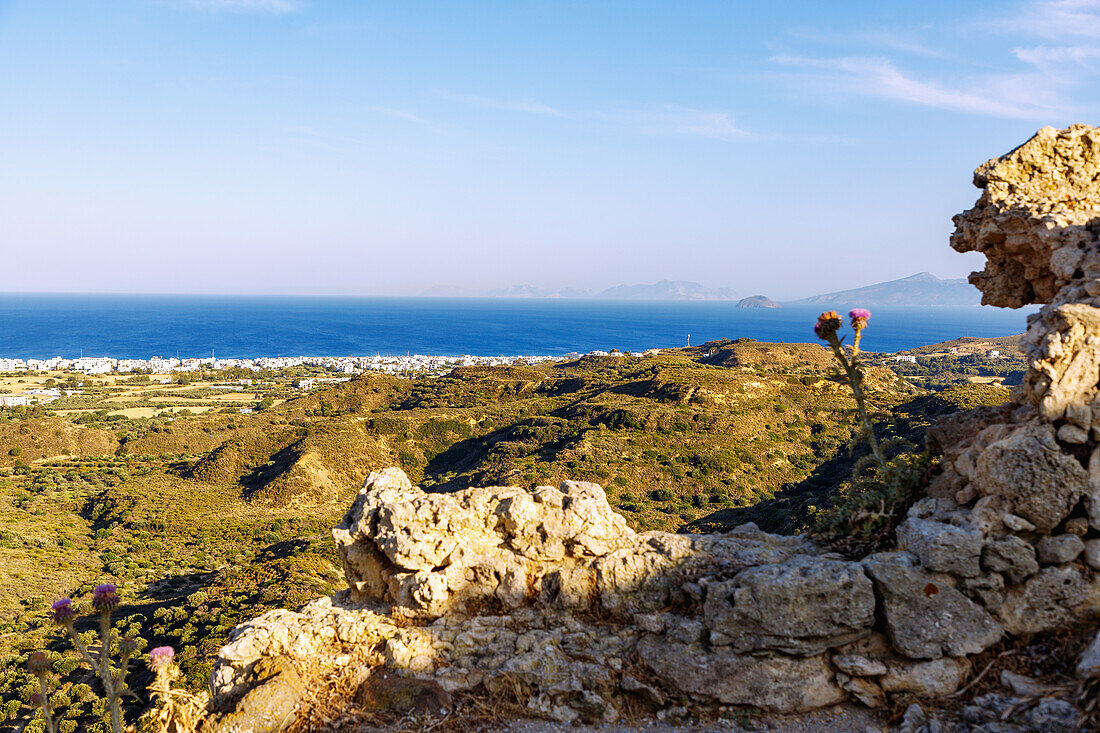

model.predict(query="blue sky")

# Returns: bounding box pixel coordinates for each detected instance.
[1,0,1098,298]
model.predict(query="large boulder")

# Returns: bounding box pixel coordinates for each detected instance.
[863,553,1003,659]
[970,423,1088,532]
[896,517,983,577]
[638,638,844,713]
[703,555,875,655]
[998,566,1092,635]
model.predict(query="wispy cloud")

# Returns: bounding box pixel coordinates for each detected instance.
[182,0,303,14]
[601,105,750,141]
[772,0,1100,121]
[996,0,1100,39]
[772,55,1065,120]
[372,106,430,125]
[439,91,567,117]
[442,92,751,142]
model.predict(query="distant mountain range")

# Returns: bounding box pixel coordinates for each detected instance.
[789,272,980,306]
[598,280,738,300]
[420,272,980,305]
[421,280,740,300]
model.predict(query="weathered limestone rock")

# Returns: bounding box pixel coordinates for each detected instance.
[951,124,1100,309]
[896,517,983,577]
[982,536,1039,584]
[638,638,844,713]
[1085,538,1100,569]
[702,555,875,655]
[998,565,1091,634]
[970,423,1088,531]
[1076,630,1100,678]
[880,657,971,697]
[200,656,304,733]
[831,654,887,677]
[863,553,1002,659]
[1035,533,1085,564]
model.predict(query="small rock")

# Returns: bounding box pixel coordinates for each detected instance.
[1036,534,1085,564]
[835,672,884,708]
[958,573,1006,609]
[1004,513,1038,532]
[955,485,978,505]
[1025,698,1080,733]
[971,423,1088,532]
[1057,423,1089,444]
[881,657,970,697]
[1084,539,1100,570]
[202,656,304,733]
[982,536,1039,584]
[620,674,664,707]
[1064,517,1089,536]
[1000,670,1042,696]
[1076,631,1100,678]
[355,669,453,717]
[832,654,887,677]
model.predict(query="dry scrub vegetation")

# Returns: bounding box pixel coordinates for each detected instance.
[0,339,1017,731]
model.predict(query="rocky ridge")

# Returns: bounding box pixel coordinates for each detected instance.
[203,126,1100,732]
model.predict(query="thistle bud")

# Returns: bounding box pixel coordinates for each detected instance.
[119,636,139,656]
[51,598,75,625]
[91,583,119,612]
[27,651,50,675]
[813,311,843,341]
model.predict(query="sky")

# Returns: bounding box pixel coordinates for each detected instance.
[1,0,1098,299]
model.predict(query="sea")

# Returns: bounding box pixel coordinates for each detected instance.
[0,294,1036,360]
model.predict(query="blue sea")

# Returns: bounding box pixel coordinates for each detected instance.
[0,294,1035,360]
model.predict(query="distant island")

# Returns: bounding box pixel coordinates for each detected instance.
[736,295,781,308]
[420,271,982,305]
[790,272,980,306]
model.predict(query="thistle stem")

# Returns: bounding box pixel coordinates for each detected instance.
[97,611,123,733]
[36,673,56,733]
[826,334,886,470]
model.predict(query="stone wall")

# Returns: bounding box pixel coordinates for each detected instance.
[205,126,1100,729]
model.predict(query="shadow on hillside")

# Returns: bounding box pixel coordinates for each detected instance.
[240,444,301,500]
[684,389,973,535]
[685,444,865,535]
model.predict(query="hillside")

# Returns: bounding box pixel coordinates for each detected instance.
[0,344,1006,730]
[791,271,980,306]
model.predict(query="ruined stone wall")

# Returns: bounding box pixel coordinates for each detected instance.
[204,127,1100,729]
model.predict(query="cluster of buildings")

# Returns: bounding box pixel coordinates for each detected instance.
[0,388,74,407]
[0,352,579,377]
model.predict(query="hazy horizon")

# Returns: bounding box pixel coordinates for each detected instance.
[3,1,1098,299]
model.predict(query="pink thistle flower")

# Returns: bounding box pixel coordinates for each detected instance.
[91,583,119,612]
[51,598,75,625]
[849,308,871,329]
[148,646,175,669]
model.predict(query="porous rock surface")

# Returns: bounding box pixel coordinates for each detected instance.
[207,126,1100,731]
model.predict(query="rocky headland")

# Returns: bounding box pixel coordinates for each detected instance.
[200,125,1100,732]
